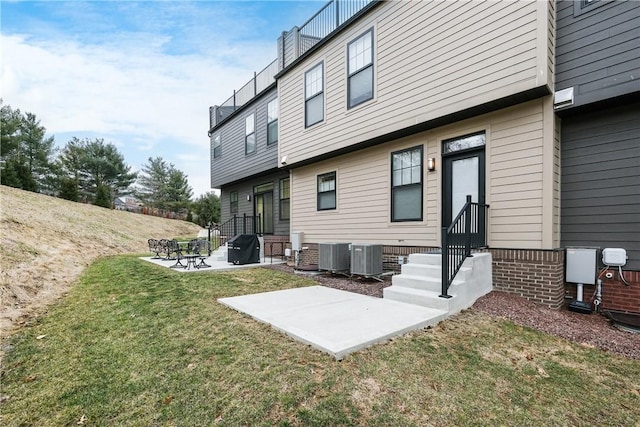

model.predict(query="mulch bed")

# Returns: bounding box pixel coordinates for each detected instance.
[263,264,640,360]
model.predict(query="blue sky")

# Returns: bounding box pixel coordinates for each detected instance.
[1,0,325,197]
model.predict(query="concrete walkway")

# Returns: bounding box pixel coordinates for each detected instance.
[219,286,448,360]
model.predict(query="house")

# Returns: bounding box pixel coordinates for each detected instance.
[114,195,142,213]
[208,61,290,254]
[554,0,640,313]
[209,0,638,314]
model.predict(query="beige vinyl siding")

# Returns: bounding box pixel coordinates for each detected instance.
[279,0,553,166]
[488,100,546,248]
[292,100,557,249]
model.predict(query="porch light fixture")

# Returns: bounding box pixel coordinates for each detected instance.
[246,194,251,201]
[427,157,436,171]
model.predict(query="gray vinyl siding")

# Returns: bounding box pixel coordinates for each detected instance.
[210,87,279,188]
[560,102,640,270]
[555,0,640,107]
[219,170,291,236]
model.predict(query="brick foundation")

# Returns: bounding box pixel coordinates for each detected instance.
[262,235,289,257]
[485,248,565,309]
[287,242,640,313]
[565,270,640,314]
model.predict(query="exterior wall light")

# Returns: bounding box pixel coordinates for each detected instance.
[246,194,251,201]
[427,157,436,171]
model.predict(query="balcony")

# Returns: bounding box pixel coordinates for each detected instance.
[209,0,377,131]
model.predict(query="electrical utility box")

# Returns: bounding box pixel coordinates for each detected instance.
[290,232,303,251]
[565,247,597,285]
[318,243,350,272]
[602,248,627,267]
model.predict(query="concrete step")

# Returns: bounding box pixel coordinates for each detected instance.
[407,253,441,265]
[209,245,228,262]
[391,273,465,292]
[400,263,473,282]
[392,274,442,292]
[383,286,454,312]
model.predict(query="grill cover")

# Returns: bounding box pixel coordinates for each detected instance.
[227,234,260,265]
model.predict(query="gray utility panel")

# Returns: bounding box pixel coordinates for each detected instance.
[565,247,597,285]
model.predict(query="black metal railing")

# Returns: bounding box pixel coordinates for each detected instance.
[298,0,376,57]
[209,0,378,132]
[440,195,489,299]
[209,59,279,129]
[209,214,262,251]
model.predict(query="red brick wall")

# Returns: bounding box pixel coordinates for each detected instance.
[565,270,640,314]
[288,243,640,314]
[487,249,565,309]
[262,235,289,257]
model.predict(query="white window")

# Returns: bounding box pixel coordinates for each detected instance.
[347,29,373,108]
[267,98,278,145]
[245,113,256,155]
[305,63,324,127]
[213,134,221,158]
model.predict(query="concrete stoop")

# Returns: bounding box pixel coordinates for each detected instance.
[383,252,493,316]
[209,244,228,262]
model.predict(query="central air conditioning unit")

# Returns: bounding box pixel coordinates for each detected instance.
[350,244,383,277]
[318,243,350,272]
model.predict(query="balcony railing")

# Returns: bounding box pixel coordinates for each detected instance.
[209,0,377,130]
[210,59,279,129]
[298,0,375,57]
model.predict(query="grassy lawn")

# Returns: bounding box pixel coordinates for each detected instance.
[1,256,639,426]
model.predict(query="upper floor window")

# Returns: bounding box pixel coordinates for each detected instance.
[230,191,238,214]
[305,62,324,128]
[267,98,278,145]
[213,134,221,158]
[245,113,256,155]
[279,178,290,220]
[347,29,374,108]
[317,171,336,211]
[391,146,423,222]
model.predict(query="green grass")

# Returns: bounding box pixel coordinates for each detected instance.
[2,256,639,426]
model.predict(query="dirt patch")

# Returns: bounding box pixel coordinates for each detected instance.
[0,186,201,340]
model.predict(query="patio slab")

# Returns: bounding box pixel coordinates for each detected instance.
[140,255,285,272]
[218,285,448,360]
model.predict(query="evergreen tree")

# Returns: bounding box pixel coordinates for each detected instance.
[135,157,193,211]
[192,192,220,227]
[59,137,137,205]
[0,102,57,192]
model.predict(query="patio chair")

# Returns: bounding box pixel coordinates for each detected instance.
[158,239,172,260]
[148,239,162,259]
[168,239,186,268]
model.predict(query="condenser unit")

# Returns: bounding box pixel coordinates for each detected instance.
[350,244,383,277]
[318,243,350,272]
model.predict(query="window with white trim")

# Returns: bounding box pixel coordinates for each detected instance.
[213,134,221,158]
[245,113,256,154]
[391,146,423,222]
[317,171,336,211]
[305,63,324,128]
[279,178,290,220]
[348,29,374,108]
[267,98,278,145]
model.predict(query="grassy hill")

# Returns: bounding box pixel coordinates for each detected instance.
[0,185,201,338]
